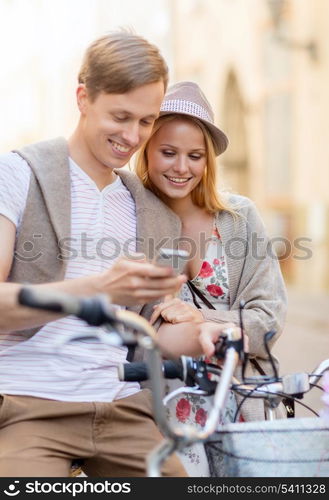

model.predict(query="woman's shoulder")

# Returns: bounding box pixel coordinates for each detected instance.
[218,192,257,215]
[216,192,266,233]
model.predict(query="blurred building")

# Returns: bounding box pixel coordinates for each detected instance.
[1,0,329,293]
[169,0,329,292]
[0,0,172,149]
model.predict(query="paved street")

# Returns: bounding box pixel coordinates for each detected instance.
[272,287,329,417]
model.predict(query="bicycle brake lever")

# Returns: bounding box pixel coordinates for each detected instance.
[193,363,217,395]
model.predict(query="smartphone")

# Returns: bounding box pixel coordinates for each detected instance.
[155,248,190,275]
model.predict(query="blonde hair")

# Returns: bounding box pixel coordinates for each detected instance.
[135,114,235,215]
[78,31,168,102]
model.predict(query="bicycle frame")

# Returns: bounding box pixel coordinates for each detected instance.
[17,287,329,477]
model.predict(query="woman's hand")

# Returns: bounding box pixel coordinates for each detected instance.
[149,297,204,325]
[198,321,249,357]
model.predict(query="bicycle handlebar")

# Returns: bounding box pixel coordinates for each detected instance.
[120,357,329,401]
[18,287,118,326]
[18,287,157,342]
[16,285,329,477]
[118,359,185,382]
[18,286,329,475]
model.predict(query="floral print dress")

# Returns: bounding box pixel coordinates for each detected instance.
[165,220,238,477]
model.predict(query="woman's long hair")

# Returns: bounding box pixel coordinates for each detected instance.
[135,114,236,216]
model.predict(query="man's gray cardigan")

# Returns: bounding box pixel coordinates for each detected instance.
[7,138,181,354]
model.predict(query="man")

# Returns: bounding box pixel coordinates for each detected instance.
[0,31,231,477]
[0,31,189,478]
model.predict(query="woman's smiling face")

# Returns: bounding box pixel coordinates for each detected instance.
[146,117,207,202]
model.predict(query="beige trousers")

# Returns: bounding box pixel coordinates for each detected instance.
[0,389,187,477]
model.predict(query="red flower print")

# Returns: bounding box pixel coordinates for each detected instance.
[199,261,213,278]
[206,284,223,297]
[213,258,220,265]
[176,398,191,422]
[195,408,208,427]
[212,227,220,238]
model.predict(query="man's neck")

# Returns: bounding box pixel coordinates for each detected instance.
[68,130,117,191]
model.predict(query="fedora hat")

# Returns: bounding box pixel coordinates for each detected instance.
[160,81,228,156]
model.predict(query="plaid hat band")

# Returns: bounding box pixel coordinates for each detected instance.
[160,99,212,123]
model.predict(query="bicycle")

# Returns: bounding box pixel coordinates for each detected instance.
[119,339,329,477]
[18,287,329,477]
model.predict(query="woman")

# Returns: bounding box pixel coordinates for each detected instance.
[135,81,287,475]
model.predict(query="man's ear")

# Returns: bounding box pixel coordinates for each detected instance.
[76,84,89,114]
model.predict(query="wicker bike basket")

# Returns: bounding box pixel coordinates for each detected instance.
[204,417,329,477]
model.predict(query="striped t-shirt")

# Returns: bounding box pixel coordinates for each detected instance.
[0,152,140,402]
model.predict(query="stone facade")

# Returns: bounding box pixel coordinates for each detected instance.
[169,0,329,291]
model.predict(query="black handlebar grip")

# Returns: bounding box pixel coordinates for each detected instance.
[162,360,184,380]
[18,287,77,313]
[18,288,118,327]
[118,360,184,383]
[118,362,149,382]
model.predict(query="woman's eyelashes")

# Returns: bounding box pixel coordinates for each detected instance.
[161,150,175,157]
[160,149,204,160]
[189,153,204,160]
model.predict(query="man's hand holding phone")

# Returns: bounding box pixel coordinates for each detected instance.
[154,247,190,276]
[149,247,203,325]
[98,252,186,306]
